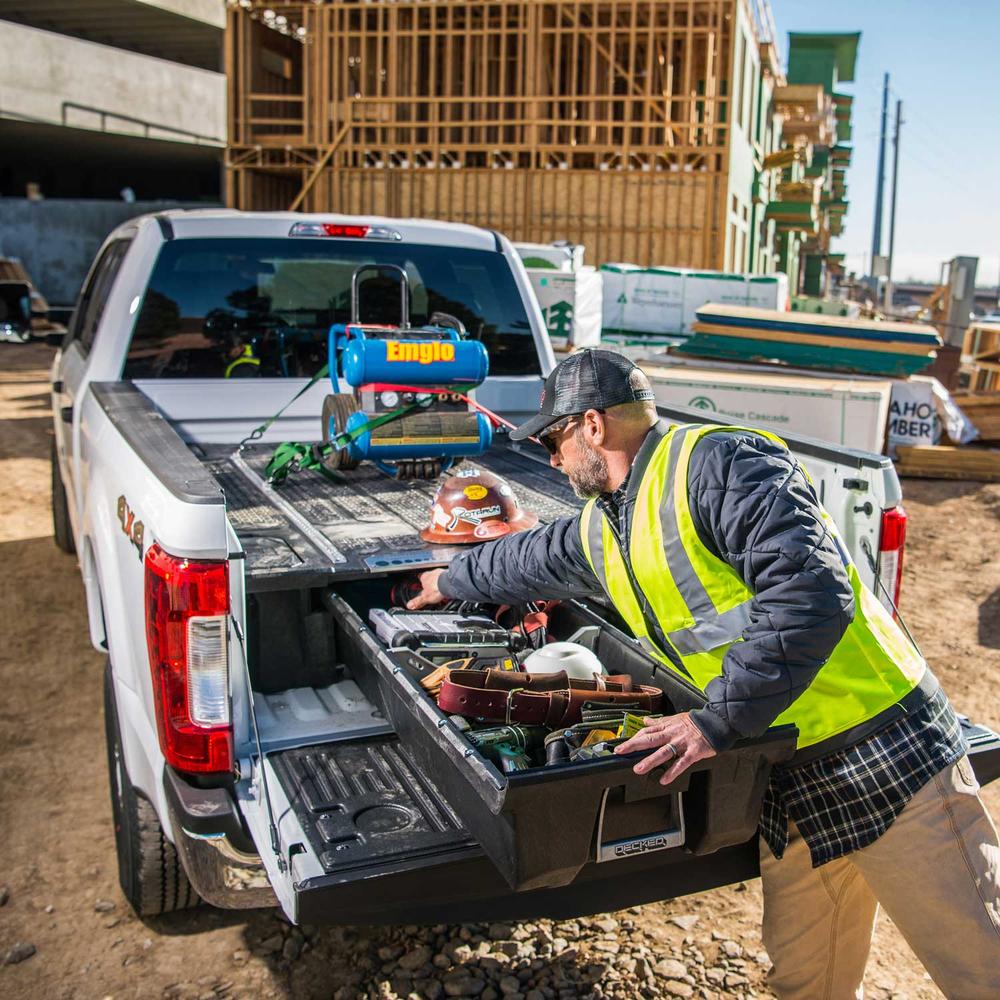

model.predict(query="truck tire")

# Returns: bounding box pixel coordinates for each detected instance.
[51,439,76,555]
[103,664,200,917]
[322,393,361,470]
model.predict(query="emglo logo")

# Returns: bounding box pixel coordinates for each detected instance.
[385,341,456,364]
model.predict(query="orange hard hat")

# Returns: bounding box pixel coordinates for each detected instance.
[420,469,539,544]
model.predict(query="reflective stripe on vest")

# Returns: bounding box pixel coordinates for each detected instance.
[580,422,926,750]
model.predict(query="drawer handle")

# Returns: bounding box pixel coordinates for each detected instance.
[594,788,686,862]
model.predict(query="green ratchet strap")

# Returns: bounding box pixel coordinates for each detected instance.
[237,364,330,450]
[264,402,421,486]
[257,380,482,487]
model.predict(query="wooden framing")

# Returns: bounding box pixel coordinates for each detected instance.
[226,1,744,267]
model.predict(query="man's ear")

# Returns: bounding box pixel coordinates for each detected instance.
[583,408,606,446]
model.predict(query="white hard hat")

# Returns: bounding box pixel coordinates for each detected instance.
[522,642,605,681]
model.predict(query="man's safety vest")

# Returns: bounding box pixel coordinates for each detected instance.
[579,422,927,750]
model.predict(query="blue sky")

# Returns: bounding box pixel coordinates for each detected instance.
[769,0,1000,287]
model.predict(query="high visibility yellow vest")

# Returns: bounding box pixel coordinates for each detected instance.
[579,422,926,750]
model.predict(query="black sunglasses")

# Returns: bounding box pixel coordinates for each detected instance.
[538,411,603,455]
[538,416,577,455]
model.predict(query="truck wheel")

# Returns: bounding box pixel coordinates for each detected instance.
[322,393,361,470]
[103,664,200,917]
[51,439,76,555]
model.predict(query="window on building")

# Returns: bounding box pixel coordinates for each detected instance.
[735,32,746,132]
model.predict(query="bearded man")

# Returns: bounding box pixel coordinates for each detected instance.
[407,349,1000,998]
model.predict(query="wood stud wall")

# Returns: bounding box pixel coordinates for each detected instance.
[226,1,737,267]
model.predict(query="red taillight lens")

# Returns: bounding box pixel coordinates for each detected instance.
[877,506,907,617]
[323,223,369,238]
[144,544,232,774]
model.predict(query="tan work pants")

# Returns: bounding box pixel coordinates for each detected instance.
[759,756,1000,999]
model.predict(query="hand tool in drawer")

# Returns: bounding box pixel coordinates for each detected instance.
[369,608,518,651]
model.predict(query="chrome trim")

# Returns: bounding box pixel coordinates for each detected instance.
[168,806,277,910]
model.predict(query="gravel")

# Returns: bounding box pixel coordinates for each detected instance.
[668,915,699,931]
[235,906,773,1000]
[3,942,36,966]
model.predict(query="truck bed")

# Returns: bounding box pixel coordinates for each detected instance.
[92,381,898,598]
[197,441,581,591]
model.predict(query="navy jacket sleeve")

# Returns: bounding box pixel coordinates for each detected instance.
[685,432,856,751]
[439,515,602,605]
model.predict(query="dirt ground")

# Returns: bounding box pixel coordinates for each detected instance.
[1,342,998,1000]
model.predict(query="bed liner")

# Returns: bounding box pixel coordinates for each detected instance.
[198,441,580,591]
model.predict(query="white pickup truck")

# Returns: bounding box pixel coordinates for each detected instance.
[50,210,1000,926]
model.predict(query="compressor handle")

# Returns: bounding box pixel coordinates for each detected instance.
[351,262,410,329]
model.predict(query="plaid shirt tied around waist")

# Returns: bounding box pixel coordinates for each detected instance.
[759,686,967,868]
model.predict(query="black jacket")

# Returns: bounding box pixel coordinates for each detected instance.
[439,424,857,751]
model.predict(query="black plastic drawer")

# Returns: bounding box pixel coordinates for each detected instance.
[325,591,797,891]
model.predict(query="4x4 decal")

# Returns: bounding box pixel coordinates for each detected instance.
[116,495,144,561]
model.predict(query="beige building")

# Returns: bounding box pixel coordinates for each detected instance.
[226,0,789,272]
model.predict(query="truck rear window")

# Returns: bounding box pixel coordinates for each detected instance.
[123,237,540,379]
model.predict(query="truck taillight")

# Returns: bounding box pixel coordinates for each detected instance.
[288,221,402,240]
[877,506,907,617]
[144,544,232,774]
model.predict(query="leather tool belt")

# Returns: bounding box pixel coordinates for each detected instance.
[438,668,663,728]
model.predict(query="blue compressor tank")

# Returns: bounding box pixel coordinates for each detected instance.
[342,409,493,464]
[340,334,489,388]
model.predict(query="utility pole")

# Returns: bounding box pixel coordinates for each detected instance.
[871,73,890,288]
[884,99,903,313]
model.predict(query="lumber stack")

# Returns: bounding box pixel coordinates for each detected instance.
[951,394,1000,443]
[962,322,1000,392]
[679,304,942,378]
[895,445,1000,483]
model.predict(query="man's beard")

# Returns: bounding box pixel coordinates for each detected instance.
[567,432,609,499]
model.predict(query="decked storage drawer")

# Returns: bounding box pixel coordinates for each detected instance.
[325,591,797,892]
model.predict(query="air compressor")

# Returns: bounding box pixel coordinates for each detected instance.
[321,263,492,479]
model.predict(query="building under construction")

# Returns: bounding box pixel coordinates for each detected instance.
[226,0,789,271]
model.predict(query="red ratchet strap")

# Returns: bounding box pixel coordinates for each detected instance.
[360,383,521,434]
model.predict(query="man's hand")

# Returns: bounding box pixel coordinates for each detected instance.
[614,712,717,786]
[405,568,447,610]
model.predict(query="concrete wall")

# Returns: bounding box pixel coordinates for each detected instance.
[138,0,226,29]
[0,199,219,304]
[0,20,225,145]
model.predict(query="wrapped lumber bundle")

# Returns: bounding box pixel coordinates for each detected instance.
[895,445,1000,483]
[680,304,941,378]
[951,394,1000,443]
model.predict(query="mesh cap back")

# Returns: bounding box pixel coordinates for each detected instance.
[509,349,655,441]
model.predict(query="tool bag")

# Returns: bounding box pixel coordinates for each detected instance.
[437,668,663,728]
